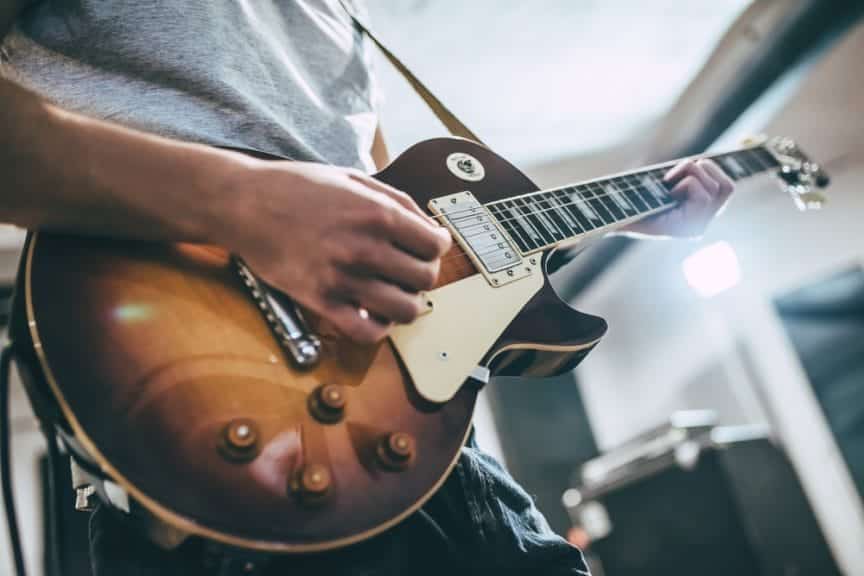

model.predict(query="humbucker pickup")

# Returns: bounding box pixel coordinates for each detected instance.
[430,191,536,287]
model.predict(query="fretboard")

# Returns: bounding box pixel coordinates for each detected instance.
[486,145,780,254]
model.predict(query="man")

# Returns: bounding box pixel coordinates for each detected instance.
[0,1,734,574]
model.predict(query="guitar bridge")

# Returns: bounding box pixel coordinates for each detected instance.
[233,258,321,369]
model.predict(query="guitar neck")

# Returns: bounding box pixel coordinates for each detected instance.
[485,144,780,254]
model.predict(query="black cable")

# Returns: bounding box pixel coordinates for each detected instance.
[43,423,64,576]
[1,342,28,576]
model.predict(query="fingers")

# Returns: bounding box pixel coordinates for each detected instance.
[335,275,424,325]
[321,273,424,343]
[662,158,737,237]
[322,301,391,344]
[342,239,440,292]
[667,175,715,235]
[699,159,735,204]
[349,172,452,260]
[665,158,733,206]
[378,203,453,261]
[683,160,719,197]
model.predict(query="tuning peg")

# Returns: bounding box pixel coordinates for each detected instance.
[813,168,830,188]
[778,165,800,185]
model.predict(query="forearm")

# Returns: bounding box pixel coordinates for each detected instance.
[0,77,250,242]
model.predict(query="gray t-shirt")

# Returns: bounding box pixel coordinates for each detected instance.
[1,0,379,171]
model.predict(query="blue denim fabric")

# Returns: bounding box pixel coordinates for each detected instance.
[90,436,589,576]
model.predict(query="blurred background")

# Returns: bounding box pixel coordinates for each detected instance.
[3,0,864,574]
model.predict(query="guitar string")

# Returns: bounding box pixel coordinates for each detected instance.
[414,146,773,225]
[430,179,672,230]
[423,182,678,267]
[422,170,672,225]
[420,151,770,225]
[421,159,770,267]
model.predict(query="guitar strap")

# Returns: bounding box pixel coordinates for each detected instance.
[337,0,486,146]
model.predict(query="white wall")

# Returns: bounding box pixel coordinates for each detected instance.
[572,21,864,574]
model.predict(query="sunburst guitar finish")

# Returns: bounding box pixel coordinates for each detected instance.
[16,138,608,552]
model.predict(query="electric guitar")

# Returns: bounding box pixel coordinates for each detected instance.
[12,135,828,552]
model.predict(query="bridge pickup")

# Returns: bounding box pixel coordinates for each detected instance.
[430,191,536,287]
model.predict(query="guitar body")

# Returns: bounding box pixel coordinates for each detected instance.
[16,138,607,552]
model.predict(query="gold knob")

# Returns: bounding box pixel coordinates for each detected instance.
[219,418,259,462]
[294,463,332,505]
[376,432,416,471]
[308,384,347,424]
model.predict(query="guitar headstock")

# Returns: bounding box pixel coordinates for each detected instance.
[764,136,831,211]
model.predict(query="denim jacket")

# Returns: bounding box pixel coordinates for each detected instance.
[90,436,590,576]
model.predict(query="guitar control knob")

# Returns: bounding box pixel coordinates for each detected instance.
[219,418,260,462]
[308,384,346,424]
[294,464,332,504]
[376,432,416,471]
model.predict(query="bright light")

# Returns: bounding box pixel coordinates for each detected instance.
[112,303,154,323]
[682,241,741,298]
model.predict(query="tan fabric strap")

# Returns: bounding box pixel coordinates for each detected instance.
[338,0,485,145]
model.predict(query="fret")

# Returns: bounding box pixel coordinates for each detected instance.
[604,180,637,217]
[499,201,542,251]
[753,147,779,169]
[547,191,584,233]
[524,195,565,241]
[715,154,749,180]
[622,175,652,211]
[574,185,606,228]
[478,144,784,256]
[625,174,660,209]
[626,174,656,212]
[501,207,540,252]
[488,204,533,253]
[649,168,670,187]
[749,149,771,172]
[556,188,596,231]
[503,200,541,247]
[513,198,556,246]
[738,152,761,176]
[514,197,556,245]
[537,192,576,237]
[582,184,615,224]
[591,181,626,221]
[642,173,674,206]
[617,178,650,213]
[739,149,766,172]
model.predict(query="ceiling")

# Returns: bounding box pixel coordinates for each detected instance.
[367,0,752,167]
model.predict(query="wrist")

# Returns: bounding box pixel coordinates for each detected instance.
[194,150,267,248]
